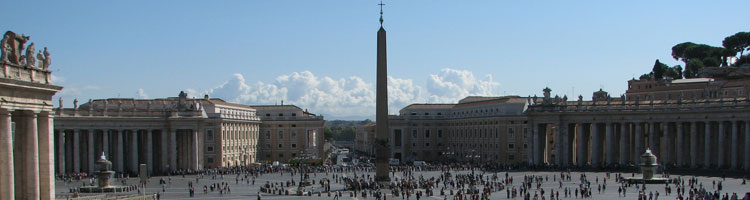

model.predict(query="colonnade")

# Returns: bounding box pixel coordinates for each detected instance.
[0,109,56,200]
[54,128,201,175]
[530,120,750,170]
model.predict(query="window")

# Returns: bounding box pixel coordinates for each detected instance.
[508,128,515,139]
[437,130,442,138]
[508,143,515,150]
[292,153,297,157]
[523,128,528,139]
[412,143,416,147]
[265,131,271,139]
[278,144,283,149]
[425,143,430,147]
[207,157,214,163]
[207,146,214,152]
[425,130,430,138]
[278,113,283,116]
[266,154,271,158]
[292,113,297,116]
[508,155,515,160]
[279,153,284,158]
[265,113,270,116]
[523,143,528,149]
[265,144,271,149]
[412,130,417,138]
[206,130,214,141]
[278,131,284,139]
[292,144,297,148]
[291,131,297,138]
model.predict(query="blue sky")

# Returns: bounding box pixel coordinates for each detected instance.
[2,1,747,120]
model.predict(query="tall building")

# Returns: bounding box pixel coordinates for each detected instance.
[367,96,530,164]
[54,92,261,175]
[0,30,62,200]
[254,105,325,162]
[354,122,376,156]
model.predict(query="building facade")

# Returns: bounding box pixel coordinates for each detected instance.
[54,93,261,175]
[527,76,750,171]
[0,30,62,200]
[355,122,376,156]
[254,105,325,163]
[383,96,530,164]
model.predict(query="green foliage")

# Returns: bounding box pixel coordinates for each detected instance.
[323,125,356,141]
[652,59,667,80]
[723,32,750,57]
[670,42,732,78]
[647,59,682,80]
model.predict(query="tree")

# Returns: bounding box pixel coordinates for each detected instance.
[652,59,667,80]
[671,42,731,77]
[723,32,750,58]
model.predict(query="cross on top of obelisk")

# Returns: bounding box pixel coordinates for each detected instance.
[378,1,385,25]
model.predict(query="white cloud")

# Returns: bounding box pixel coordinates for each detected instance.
[136,88,149,99]
[198,68,502,119]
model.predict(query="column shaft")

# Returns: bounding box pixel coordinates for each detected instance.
[146,130,153,174]
[0,110,14,200]
[73,129,80,173]
[88,130,95,173]
[620,122,629,164]
[634,123,643,164]
[116,130,124,172]
[38,112,55,200]
[555,123,563,165]
[705,122,712,168]
[663,122,671,165]
[576,123,585,167]
[18,111,40,199]
[649,122,657,157]
[745,121,750,171]
[160,130,167,173]
[605,123,614,165]
[169,129,177,171]
[718,122,726,168]
[56,130,65,175]
[192,130,199,170]
[129,130,138,174]
[690,122,698,168]
[676,123,684,167]
[591,123,601,167]
[731,121,738,169]
[103,131,109,159]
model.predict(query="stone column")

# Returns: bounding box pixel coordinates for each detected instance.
[676,122,684,167]
[663,122,671,165]
[527,124,534,163]
[73,129,80,173]
[192,129,199,170]
[531,124,539,164]
[605,122,614,166]
[37,112,55,200]
[690,122,698,168]
[705,121,712,168]
[129,130,138,174]
[718,121,726,168]
[17,111,39,199]
[116,130,124,172]
[146,130,153,174]
[745,121,750,171]
[55,130,65,175]
[169,129,177,171]
[648,122,657,158]
[555,123,563,165]
[591,123,601,167]
[731,121,738,169]
[576,123,585,167]
[620,122,629,165]
[0,109,14,200]
[634,122,643,164]
[103,130,109,159]
[88,130,95,173]
[160,129,168,173]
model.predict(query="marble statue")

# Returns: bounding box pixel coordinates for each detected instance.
[0,35,9,63]
[58,97,63,108]
[36,50,43,68]
[621,94,626,105]
[42,47,50,69]
[73,99,79,109]
[24,42,35,68]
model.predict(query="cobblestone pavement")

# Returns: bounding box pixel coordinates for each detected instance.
[56,170,750,199]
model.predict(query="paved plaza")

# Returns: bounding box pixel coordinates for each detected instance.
[56,169,750,199]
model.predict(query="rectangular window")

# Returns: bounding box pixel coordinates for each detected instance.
[265,131,271,139]
[508,143,515,150]
[425,130,430,138]
[523,128,528,139]
[265,144,271,149]
[394,129,402,147]
[425,142,430,147]
[412,143,416,147]
[437,130,442,138]
[291,131,297,138]
[278,131,284,139]
[292,144,297,148]
[207,157,214,163]
[207,146,214,152]
[206,130,214,141]
[412,130,417,138]
[279,153,284,158]
[508,155,515,160]
[278,144,283,149]
[508,128,515,139]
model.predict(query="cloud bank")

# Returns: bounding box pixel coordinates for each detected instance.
[190,68,502,119]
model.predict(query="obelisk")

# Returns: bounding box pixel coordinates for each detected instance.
[375,1,391,183]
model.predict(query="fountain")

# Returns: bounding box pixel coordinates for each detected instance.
[79,152,128,193]
[625,148,670,184]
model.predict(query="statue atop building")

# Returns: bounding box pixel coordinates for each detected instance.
[24,43,35,68]
[0,35,9,63]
